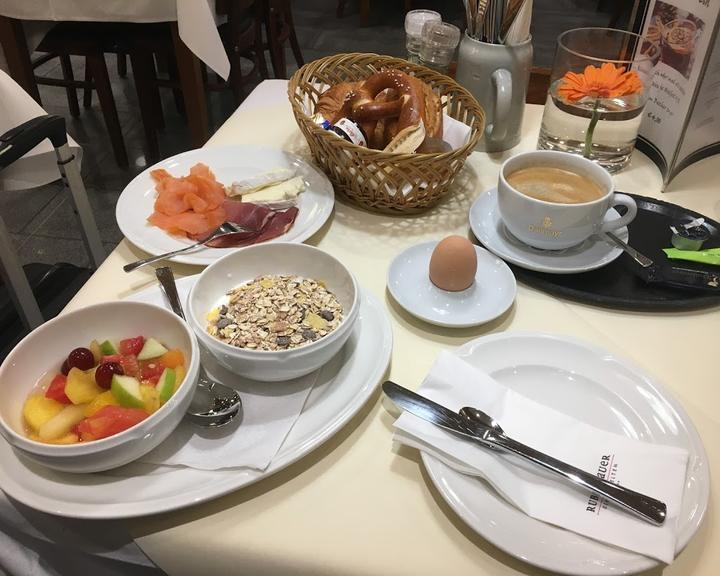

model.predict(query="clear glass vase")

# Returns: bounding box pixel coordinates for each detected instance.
[537,28,660,173]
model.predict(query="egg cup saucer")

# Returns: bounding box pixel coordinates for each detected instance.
[387,241,516,328]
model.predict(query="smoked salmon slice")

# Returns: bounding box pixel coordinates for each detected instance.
[147,163,227,239]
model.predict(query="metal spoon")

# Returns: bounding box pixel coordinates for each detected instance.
[124,222,250,272]
[155,267,242,427]
[458,406,667,525]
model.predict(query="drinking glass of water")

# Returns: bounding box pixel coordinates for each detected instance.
[404,10,441,64]
[537,27,660,173]
[419,21,461,75]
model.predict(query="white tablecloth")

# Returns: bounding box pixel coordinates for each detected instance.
[0,0,230,79]
[4,80,719,576]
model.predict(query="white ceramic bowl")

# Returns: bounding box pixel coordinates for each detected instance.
[0,301,200,473]
[188,243,359,381]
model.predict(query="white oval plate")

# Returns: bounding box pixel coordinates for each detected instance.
[0,276,392,519]
[469,189,628,274]
[116,146,335,266]
[387,241,516,327]
[422,332,709,575]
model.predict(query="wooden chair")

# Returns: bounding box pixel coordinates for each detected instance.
[34,23,129,167]
[260,0,304,79]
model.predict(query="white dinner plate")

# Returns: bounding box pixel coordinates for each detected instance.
[422,332,709,575]
[386,241,516,327]
[116,146,335,266]
[0,277,392,519]
[469,189,628,274]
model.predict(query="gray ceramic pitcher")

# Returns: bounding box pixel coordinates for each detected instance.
[455,34,533,152]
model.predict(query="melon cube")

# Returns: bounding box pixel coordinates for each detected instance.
[140,385,160,413]
[23,395,64,432]
[65,367,103,404]
[84,390,119,417]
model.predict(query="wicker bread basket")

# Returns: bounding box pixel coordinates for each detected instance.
[288,53,485,214]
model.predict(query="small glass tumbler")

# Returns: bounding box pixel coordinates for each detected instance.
[404,9,441,64]
[419,21,461,74]
[537,27,660,173]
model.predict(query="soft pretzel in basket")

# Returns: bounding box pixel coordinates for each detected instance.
[314,70,443,153]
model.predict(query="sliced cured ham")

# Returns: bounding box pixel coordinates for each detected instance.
[205,200,299,247]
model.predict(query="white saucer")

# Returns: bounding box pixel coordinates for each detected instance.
[468,188,629,274]
[387,241,516,327]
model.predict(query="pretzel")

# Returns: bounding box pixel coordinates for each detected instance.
[350,71,425,145]
[313,71,444,153]
[315,82,360,123]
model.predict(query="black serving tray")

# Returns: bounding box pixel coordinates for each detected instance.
[481,194,720,311]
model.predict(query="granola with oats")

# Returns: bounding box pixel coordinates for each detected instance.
[206,274,344,351]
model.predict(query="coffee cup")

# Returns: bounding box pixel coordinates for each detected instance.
[497,151,637,250]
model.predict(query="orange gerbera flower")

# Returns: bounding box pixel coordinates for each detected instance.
[557,62,643,103]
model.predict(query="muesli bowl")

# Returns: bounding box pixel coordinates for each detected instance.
[187,243,359,382]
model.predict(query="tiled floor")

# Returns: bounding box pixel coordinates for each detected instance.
[0,0,625,271]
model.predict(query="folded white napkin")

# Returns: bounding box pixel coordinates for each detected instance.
[139,351,318,471]
[393,351,689,564]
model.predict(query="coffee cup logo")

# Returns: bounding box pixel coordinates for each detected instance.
[528,216,562,237]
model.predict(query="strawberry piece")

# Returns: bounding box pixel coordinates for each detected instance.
[119,336,145,356]
[118,355,140,378]
[140,360,164,385]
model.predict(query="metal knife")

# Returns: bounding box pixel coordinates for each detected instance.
[605,231,720,292]
[383,380,667,526]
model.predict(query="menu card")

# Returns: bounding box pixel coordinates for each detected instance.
[634,0,720,186]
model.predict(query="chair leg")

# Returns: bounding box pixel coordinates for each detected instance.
[253,4,270,79]
[165,52,186,115]
[129,49,160,162]
[82,61,92,108]
[58,53,80,117]
[117,52,127,77]
[266,7,287,78]
[85,52,128,167]
[284,0,304,68]
[360,0,370,26]
[150,57,165,130]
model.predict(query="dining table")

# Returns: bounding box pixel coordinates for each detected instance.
[25,79,720,574]
[0,0,230,147]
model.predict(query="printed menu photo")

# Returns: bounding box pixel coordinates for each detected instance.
[634,0,720,185]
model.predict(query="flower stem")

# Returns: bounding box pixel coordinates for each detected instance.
[584,99,601,158]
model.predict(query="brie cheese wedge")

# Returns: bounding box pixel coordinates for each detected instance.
[227,167,296,197]
[242,176,305,203]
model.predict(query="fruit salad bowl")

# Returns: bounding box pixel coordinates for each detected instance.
[188,242,359,382]
[0,301,199,473]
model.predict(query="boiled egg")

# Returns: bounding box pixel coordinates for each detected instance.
[429,236,477,292]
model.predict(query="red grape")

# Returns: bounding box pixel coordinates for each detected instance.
[61,359,70,375]
[95,362,124,389]
[67,347,95,371]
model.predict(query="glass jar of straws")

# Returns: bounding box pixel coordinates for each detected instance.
[537,28,660,172]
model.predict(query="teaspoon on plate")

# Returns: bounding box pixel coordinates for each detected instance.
[155,267,242,427]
